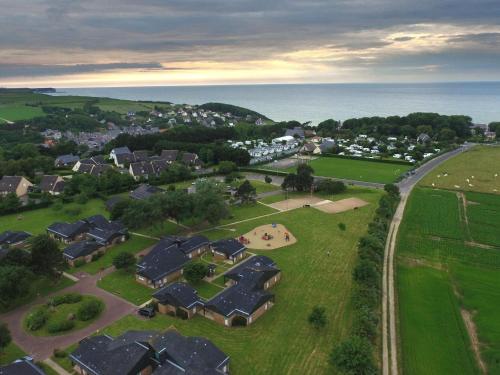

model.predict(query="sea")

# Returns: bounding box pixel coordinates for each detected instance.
[55,82,500,125]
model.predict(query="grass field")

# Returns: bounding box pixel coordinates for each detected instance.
[0,342,26,365]
[97,270,153,305]
[247,180,281,194]
[91,187,383,375]
[0,199,106,235]
[397,185,500,374]
[398,264,478,375]
[420,146,500,194]
[0,104,45,122]
[277,157,412,183]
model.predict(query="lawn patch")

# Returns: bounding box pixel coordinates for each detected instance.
[97,269,152,305]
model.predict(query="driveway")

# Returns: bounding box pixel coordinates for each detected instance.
[0,268,136,360]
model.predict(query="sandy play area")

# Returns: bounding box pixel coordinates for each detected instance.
[313,197,369,214]
[269,196,325,211]
[240,223,297,250]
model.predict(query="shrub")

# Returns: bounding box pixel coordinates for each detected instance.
[0,323,11,350]
[47,320,75,333]
[353,307,379,341]
[184,262,209,284]
[316,179,346,195]
[91,252,102,262]
[308,306,327,329]
[338,222,346,231]
[53,348,68,358]
[64,207,82,217]
[77,299,104,321]
[26,307,49,331]
[331,336,377,375]
[112,252,136,270]
[74,259,86,267]
[354,260,380,286]
[264,175,272,184]
[49,293,82,306]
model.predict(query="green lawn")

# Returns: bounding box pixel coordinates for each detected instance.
[94,187,382,375]
[97,269,153,305]
[277,157,411,183]
[0,199,106,234]
[133,220,183,239]
[398,264,478,375]
[0,276,75,313]
[68,235,155,275]
[0,342,26,365]
[247,180,281,194]
[0,104,45,121]
[420,146,500,195]
[221,203,278,225]
[192,280,224,299]
[23,295,104,337]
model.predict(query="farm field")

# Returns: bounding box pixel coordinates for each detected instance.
[420,145,500,194]
[84,187,383,375]
[279,156,412,183]
[0,104,45,122]
[397,185,500,374]
[398,264,478,375]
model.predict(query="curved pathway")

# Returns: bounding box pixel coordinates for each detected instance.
[0,268,136,361]
[382,144,474,375]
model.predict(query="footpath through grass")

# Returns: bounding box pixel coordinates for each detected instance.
[94,187,382,375]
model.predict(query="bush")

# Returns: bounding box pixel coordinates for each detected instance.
[264,175,272,184]
[316,179,346,195]
[112,252,136,270]
[77,299,104,321]
[26,307,49,331]
[91,252,103,262]
[53,348,67,358]
[353,307,379,341]
[331,336,377,375]
[338,223,346,231]
[308,306,327,329]
[74,259,86,267]
[47,320,75,334]
[184,262,209,284]
[0,323,11,350]
[49,293,82,306]
[64,207,82,217]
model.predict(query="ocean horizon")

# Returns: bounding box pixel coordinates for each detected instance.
[55,82,500,125]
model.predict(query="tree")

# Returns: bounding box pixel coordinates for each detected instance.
[281,173,297,191]
[218,161,237,175]
[236,180,257,203]
[192,180,229,224]
[295,164,314,192]
[30,234,64,278]
[331,336,377,375]
[110,200,130,221]
[384,184,400,197]
[77,299,104,321]
[0,266,32,307]
[0,323,11,351]
[112,252,136,270]
[308,306,327,329]
[316,179,346,194]
[438,128,456,142]
[264,175,272,184]
[184,262,208,284]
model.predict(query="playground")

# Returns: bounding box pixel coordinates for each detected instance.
[240,223,297,250]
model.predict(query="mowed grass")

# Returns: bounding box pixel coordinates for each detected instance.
[281,157,411,183]
[97,270,153,305]
[96,188,382,375]
[247,180,281,194]
[0,104,44,121]
[0,199,106,234]
[0,342,26,365]
[420,145,500,195]
[398,264,478,375]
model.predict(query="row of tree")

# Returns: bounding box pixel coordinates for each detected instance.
[330,185,400,374]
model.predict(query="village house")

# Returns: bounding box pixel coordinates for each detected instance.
[0,357,47,375]
[153,282,204,319]
[181,152,202,169]
[211,238,247,263]
[47,220,88,243]
[72,156,112,176]
[0,230,31,248]
[38,175,65,195]
[159,149,179,163]
[136,235,209,288]
[54,154,79,168]
[69,330,229,375]
[62,240,102,266]
[129,184,165,200]
[285,127,305,139]
[0,176,33,197]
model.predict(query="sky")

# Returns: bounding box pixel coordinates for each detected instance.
[0,0,499,87]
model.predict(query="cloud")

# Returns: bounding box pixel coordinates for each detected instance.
[0,0,499,84]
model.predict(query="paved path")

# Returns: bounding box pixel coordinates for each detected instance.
[43,358,72,375]
[0,269,137,361]
[382,144,474,375]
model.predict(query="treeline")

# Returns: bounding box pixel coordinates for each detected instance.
[315,113,472,140]
[112,179,229,228]
[199,102,269,120]
[330,184,400,374]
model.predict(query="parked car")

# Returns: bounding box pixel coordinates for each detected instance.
[138,307,155,318]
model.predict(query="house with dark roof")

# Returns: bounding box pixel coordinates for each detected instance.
[129,184,165,200]
[69,330,229,375]
[110,146,132,165]
[63,240,102,266]
[54,154,79,168]
[129,159,169,180]
[285,126,305,139]
[72,157,112,176]
[159,150,179,163]
[0,176,33,197]
[136,236,209,288]
[417,133,432,144]
[153,282,203,319]
[319,138,336,154]
[0,230,31,248]
[202,255,281,326]
[39,175,65,195]
[181,152,201,169]
[0,357,46,375]
[47,220,88,243]
[85,215,128,246]
[211,238,246,263]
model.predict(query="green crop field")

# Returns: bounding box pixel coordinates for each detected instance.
[398,184,500,373]
[281,157,412,183]
[86,187,383,375]
[420,146,500,195]
[0,104,45,122]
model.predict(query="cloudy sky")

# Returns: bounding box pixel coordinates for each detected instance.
[1,0,499,87]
